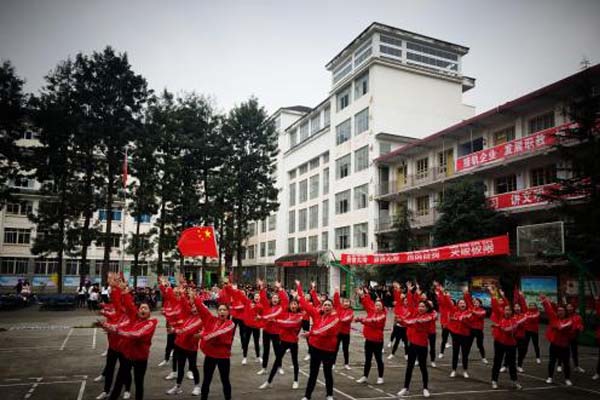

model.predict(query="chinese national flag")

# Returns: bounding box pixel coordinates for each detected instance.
[177,226,218,258]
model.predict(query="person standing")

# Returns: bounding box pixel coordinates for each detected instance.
[333,288,354,370]
[355,287,386,385]
[233,286,263,365]
[434,282,452,359]
[540,294,573,386]
[447,292,473,378]
[519,300,541,367]
[388,282,409,361]
[256,279,288,375]
[464,290,488,365]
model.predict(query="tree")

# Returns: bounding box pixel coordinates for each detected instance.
[0,60,27,205]
[375,203,415,283]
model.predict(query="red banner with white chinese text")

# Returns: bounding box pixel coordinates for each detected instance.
[488,184,558,210]
[340,234,509,265]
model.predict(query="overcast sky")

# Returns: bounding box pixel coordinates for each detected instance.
[1,0,599,116]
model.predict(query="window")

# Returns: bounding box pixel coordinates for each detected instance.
[136,213,152,223]
[336,118,351,145]
[288,210,296,233]
[288,238,295,254]
[65,259,79,275]
[289,183,296,207]
[354,108,369,136]
[354,72,369,99]
[248,245,255,259]
[1,258,29,274]
[322,151,329,164]
[323,106,331,127]
[379,142,392,155]
[333,59,353,84]
[96,234,121,248]
[34,258,58,275]
[21,130,39,140]
[260,242,266,257]
[299,179,308,203]
[309,205,319,229]
[321,232,329,250]
[323,168,329,194]
[260,218,267,233]
[309,235,318,252]
[299,121,309,141]
[381,34,403,47]
[99,209,122,222]
[298,163,308,175]
[458,137,484,157]
[407,41,458,61]
[267,240,276,256]
[309,174,319,199]
[416,195,430,216]
[298,237,307,253]
[310,114,321,134]
[353,223,368,248]
[354,145,369,171]
[309,157,320,170]
[354,184,368,209]
[415,158,429,180]
[380,45,402,58]
[406,52,458,71]
[248,222,256,237]
[268,215,276,231]
[495,174,517,194]
[240,247,247,260]
[288,169,297,180]
[5,201,33,216]
[493,126,515,145]
[530,165,557,187]
[3,228,31,244]
[322,200,329,227]
[289,129,298,147]
[336,154,351,179]
[528,112,555,134]
[12,176,35,188]
[335,226,351,250]
[335,190,351,214]
[336,86,351,111]
[298,209,307,231]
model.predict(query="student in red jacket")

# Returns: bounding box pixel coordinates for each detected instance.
[464,290,488,364]
[355,288,386,385]
[259,298,303,390]
[433,282,452,359]
[560,303,585,373]
[302,291,314,361]
[396,300,436,398]
[519,299,541,367]
[388,282,409,361]
[193,291,235,400]
[257,279,288,375]
[166,289,203,396]
[233,286,263,365]
[101,289,158,400]
[448,292,473,378]
[157,277,177,371]
[333,288,354,370]
[297,281,339,400]
[540,295,573,386]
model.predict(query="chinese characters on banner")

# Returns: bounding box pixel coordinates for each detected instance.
[487,184,557,210]
[340,234,509,265]
[456,122,574,172]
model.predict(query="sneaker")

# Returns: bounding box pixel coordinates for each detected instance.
[242,358,247,365]
[500,367,507,373]
[96,393,108,400]
[463,371,470,379]
[332,364,336,370]
[278,368,285,375]
[93,375,104,382]
[514,382,522,390]
[536,358,541,365]
[192,385,201,396]
[344,364,352,370]
[257,369,266,375]
[304,355,311,361]
[259,382,271,390]
[404,355,408,361]
[450,370,456,378]
[592,373,599,380]
[326,397,334,400]
[256,357,263,363]
[165,372,177,380]
[187,371,194,380]
[123,392,131,399]
[430,362,437,368]
[292,381,299,389]
[565,379,573,386]
[438,353,444,359]
[387,342,392,348]
[415,361,419,366]
[575,366,585,373]
[356,376,368,384]
[387,354,394,360]
[166,385,182,395]
[557,366,563,372]
[517,367,524,373]
[301,398,309,400]
[445,343,451,348]
[158,360,169,367]
[491,381,498,389]
[101,350,108,357]
[376,377,384,385]
[397,388,409,397]
[482,358,489,365]
[545,377,553,384]
[423,389,430,398]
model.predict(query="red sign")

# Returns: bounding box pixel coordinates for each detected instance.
[488,184,557,210]
[177,226,218,258]
[341,234,509,265]
[456,123,574,172]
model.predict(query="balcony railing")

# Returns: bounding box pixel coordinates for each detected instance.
[413,208,438,227]
[376,167,454,197]
[374,215,394,233]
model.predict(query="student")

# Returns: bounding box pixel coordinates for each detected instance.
[333,288,354,370]
[540,294,573,386]
[224,282,248,356]
[519,300,541,367]
[563,303,585,373]
[397,300,436,398]
[447,291,473,378]
[257,279,288,375]
[388,283,409,361]
[433,282,452,359]
[233,286,263,365]
[159,280,185,380]
[301,292,313,361]
[513,290,539,371]
[355,287,386,385]
[259,298,303,389]
[464,291,488,364]
[193,292,235,400]
[297,281,339,400]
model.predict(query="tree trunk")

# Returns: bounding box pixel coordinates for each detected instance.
[157,197,166,276]
[133,217,141,288]
[80,161,94,283]
[102,156,115,286]
[57,179,67,294]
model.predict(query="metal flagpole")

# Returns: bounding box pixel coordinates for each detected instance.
[120,147,127,279]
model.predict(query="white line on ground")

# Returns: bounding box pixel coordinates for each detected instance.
[298,369,357,400]
[0,346,58,352]
[60,328,74,351]
[92,328,97,349]
[0,380,82,388]
[519,370,600,396]
[355,385,557,399]
[77,379,87,400]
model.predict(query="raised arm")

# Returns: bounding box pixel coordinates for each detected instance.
[360,288,375,314]
[194,294,216,325]
[297,281,318,321]
[310,282,321,308]
[333,290,341,310]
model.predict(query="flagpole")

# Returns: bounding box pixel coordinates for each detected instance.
[121,146,127,281]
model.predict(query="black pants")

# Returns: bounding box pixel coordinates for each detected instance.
[335,333,350,365]
[233,318,247,350]
[364,340,384,378]
[109,358,147,400]
[201,356,231,400]
[403,343,428,390]
[103,349,131,393]
[428,333,436,362]
[507,337,527,368]
[391,325,408,355]
[305,346,335,399]
[548,343,571,379]
[242,326,261,358]
[469,329,485,359]
[262,332,281,369]
[519,330,540,365]
[558,339,580,368]
[440,327,450,354]
[176,346,199,385]
[492,341,517,382]
[268,341,299,383]
[165,333,176,361]
[451,333,470,370]
[596,345,600,374]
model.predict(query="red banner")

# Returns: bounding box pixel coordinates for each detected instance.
[456,122,574,172]
[340,234,509,265]
[488,184,557,210]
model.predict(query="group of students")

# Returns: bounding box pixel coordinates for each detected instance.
[92,274,600,400]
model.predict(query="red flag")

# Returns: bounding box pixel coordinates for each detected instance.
[122,148,128,188]
[177,226,218,258]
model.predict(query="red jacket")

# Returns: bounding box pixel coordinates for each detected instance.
[523,309,540,332]
[403,312,436,347]
[359,294,386,343]
[233,289,263,329]
[393,289,410,328]
[223,285,245,320]
[298,283,339,352]
[464,292,485,331]
[569,314,583,340]
[194,297,235,359]
[274,312,303,343]
[491,316,520,346]
[333,292,354,335]
[542,298,573,347]
[260,288,288,335]
[174,314,203,351]
[435,289,452,328]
